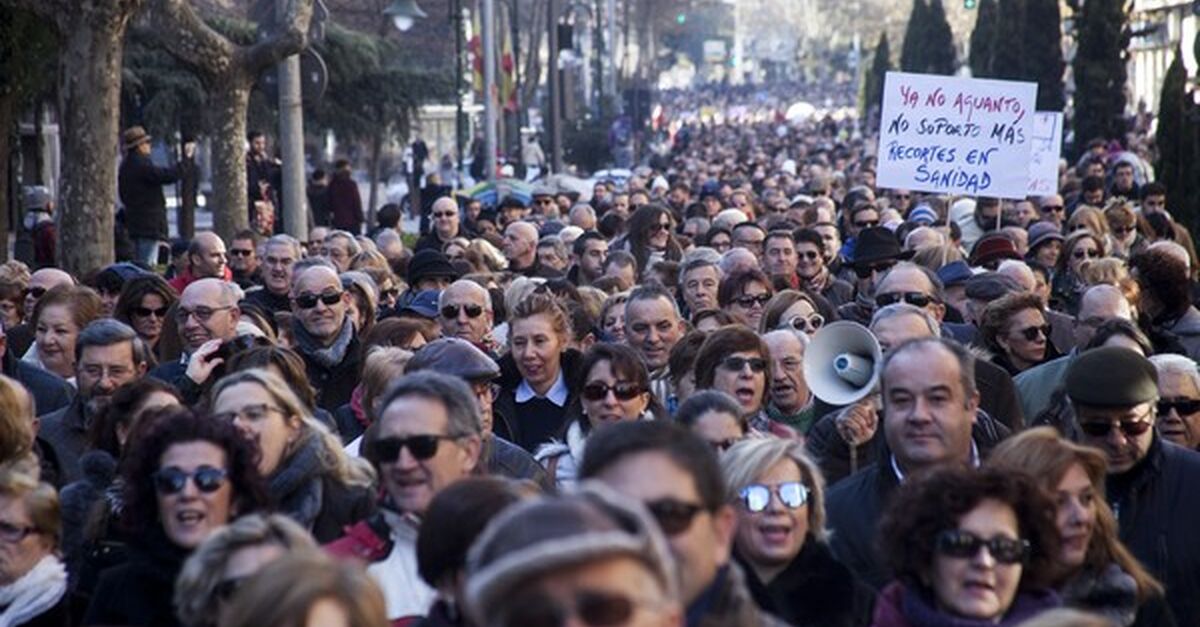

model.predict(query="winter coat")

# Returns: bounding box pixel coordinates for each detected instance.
[484,435,552,491]
[870,581,1059,627]
[118,152,178,240]
[270,434,376,543]
[328,171,364,233]
[1,349,73,417]
[59,451,118,575]
[83,529,189,627]
[689,564,790,627]
[297,332,363,414]
[1060,563,1176,627]
[37,398,91,485]
[737,538,875,627]
[492,349,583,453]
[1106,436,1200,623]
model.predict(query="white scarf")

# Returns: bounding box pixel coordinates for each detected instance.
[0,555,67,627]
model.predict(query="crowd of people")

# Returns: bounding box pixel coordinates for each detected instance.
[0,83,1198,627]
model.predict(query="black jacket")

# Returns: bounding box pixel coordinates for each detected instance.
[83,530,188,627]
[1,349,73,416]
[299,334,363,413]
[485,435,552,491]
[492,349,583,453]
[37,398,91,485]
[1106,436,1200,624]
[242,286,293,317]
[118,152,178,240]
[737,539,874,627]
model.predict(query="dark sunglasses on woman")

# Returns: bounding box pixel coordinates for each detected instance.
[581,382,645,402]
[153,466,228,495]
[935,529,1030,564]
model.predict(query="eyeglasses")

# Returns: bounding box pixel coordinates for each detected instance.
[432,211,457,218]
[229,249,254,257]
[1015,324,1051,341]
[935,529,1030,564]
[732,293,772,308]
[720,356,767,373]
[175,305,234,324]
[212,576,247,603]
[1158,399,1200,416]
[875,291,937,308]
[152,466,229,495]
[381,287,400,300]
[785,313,825,333]
[213,403,286,423]
[1042,205,1065,213]
[373,434,463,462]
[441,304,484,319]
[582,381,645,402]
[739,482,809,513]
[133,306,170,318]
[293,291,343,310]
[853,219,879,229]
[499,589,645,627]
[0,521,38,544]
[645,498,706,536]
[798,250,821,261]
[265,255,294,267]
[1072,249,1101,260]
[23,286,47,300]
[1111,225,1134,236]
[1078,417,1154,438]
[853,261,896,279]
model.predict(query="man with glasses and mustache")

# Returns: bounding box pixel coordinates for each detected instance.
[290,264,362,411]
[579,421,786,626]
[242,234,302,316]
[1064,347,1200,622]
[328,371,483,622]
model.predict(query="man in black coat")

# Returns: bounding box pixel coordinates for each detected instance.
[1066,347,1200,623]
[118,126,179,267]
[289,263,361,412]
[825,337,992,590]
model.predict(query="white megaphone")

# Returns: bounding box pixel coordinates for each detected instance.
[803,321,883,406]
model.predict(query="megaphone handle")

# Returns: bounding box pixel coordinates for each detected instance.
[850,444,857,476]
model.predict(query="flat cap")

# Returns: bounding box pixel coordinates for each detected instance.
[964,272,1022,301]
[1065,346,1159,407]
[405,337,499,381]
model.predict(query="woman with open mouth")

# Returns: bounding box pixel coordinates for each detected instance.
[721,437,873,626]
[84,408,268,626]
[693,325,794,439]
[988,429,1175,626]
[873,466,1062,626]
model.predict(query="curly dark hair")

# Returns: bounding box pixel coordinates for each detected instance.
[113,275,179,331]
[1130,247,1192,318]
[716,268,774,310]
[119,407,268,538]
[879,465,1060,592]
[978,292,1045,355]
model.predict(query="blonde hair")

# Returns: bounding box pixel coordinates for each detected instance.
[720,438,829,542]
[174,514,319,627]
[221,552,388,627]
[468,239,508,272]
[987,427,1163,601]
[503,276,545,316]
[0,375,34,465]
[1069,206,1110,238]
[0,470,59,547]
[211,369,375,488]
[509,292,572,343]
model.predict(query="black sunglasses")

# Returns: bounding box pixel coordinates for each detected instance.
[644,498,705,536]
[373,434,461,462]
[1158,399,1200,416]
[853,261,896,279]
[936,529,1030,564]
[153,466,228,495]
[582,381,645,402]
[500,589,638,627]
[23,286,47,300]
[648,221,672,234]
[1072,249,1101,260]
[229,249,254,257]
[853,219,879,229]
[293,291,342,310]
[875,291,936,308]
[720,356,767,373]
[1015,324,1051,341]
[798,250,821,260]
[134,306,170,318]
[732,293,772,308]
[1078,418,1154,438]
[1042,205,1065,213]
[441,304,484,319]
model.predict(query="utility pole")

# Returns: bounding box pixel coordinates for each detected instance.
[605,0,616,101]
[276,0,308,239]
[548,0,564,173]
[483,0,498,182]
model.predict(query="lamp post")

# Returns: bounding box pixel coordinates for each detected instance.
[384,0,428,222]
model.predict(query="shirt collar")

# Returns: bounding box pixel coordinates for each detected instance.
[890,439,980,483]
[515,370,569,406]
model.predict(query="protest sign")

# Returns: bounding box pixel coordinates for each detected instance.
[1027,111,1063,196]
[877,72,1038,199]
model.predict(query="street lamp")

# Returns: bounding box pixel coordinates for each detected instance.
[384,0,427,32]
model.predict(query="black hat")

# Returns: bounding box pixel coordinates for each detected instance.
[405,337,500,381]
[848,227,914,267]
[1065,346,1159,407]
[406,250,459,285]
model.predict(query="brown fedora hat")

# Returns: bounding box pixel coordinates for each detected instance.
[122,126,151,151]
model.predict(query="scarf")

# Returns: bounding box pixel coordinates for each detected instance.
[270,434,326,530]
[1060,564,1139,627]
[900,583,1060,627]
[0,555,67,627]
[292,316,354,369]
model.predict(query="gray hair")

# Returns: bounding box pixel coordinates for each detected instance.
[74,318,150,366]
[536,235,567,260]
[870,303,942,337]
[568,204,596,223]
[1149,354,1200,393]
[264,234,302,260]
[376,371,482,436]
[626,283,681,318]
[682,246,721,266]
[290,258,339,292]
[325,230,361,256]
[678,258,723,291]
[440,279,493,312]
[877,261,946,302]
[883,337,977,402]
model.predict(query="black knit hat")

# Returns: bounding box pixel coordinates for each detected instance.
[406,250,459,285]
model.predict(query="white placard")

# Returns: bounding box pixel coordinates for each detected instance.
[1027,111,1063,196]
[877,72,1038,199]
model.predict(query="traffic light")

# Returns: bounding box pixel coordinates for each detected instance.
[676,12,686,24]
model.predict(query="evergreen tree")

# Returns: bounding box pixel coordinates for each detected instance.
[924,0,958,75]
[968,0,998,77]
[1072,0,1130,155]
[989,0,1025,82]
[1155,46,1199,232]
[864,33,892,132]
[901,0,928,73]
[1025,0,1065,111]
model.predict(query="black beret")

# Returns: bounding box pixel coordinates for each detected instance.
[1065,346,1159,407]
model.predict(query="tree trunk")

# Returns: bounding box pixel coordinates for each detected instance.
[368,129,382,227]
[56,5,138,276]
[0,96,13,262]
[207,79,253,241]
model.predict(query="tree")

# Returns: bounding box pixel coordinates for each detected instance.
[1155,46,1200,232]
[1024,0,1065,111]
[145,0,313,243]
[0,5,56,263]
[3,0,148,275]
[863,32,892,133]
[1070,0,1130,156]
[923,0,957,75]
[968,0,998,77]
[988,0,1024,82]
[900,0,927,73]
